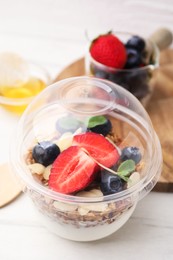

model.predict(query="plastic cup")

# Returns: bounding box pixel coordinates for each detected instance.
[11,76,162,241]
[85,32,159,107]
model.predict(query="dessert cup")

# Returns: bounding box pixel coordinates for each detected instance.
[85,32,160,107]
[11,76,162,241]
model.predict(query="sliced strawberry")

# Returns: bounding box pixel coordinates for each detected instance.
[73,132,120,168]
[48,146,98,194]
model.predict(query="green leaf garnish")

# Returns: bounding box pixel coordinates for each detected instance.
[117,160,135,181]
[117,173,129,182]
[88,116,107,128]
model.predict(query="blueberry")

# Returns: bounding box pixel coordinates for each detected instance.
[100,170,125,195]
[123,69,150,99]
[32,141,60,166]
[87,116,112,136]
[125,48,142,69]
[121,147,142,164]
[107,72,130,90]
[125,69,149,86]
[126,35,145,52]
[109,69,149,100]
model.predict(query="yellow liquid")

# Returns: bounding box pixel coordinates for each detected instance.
[0,77,46,114]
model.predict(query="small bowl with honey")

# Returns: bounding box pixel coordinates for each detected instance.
[0,52,51,114]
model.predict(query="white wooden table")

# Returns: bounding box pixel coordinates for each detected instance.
[0,1,173,259]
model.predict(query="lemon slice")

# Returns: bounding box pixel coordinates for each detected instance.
[0,52,29,88]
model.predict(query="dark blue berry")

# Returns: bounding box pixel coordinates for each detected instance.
[125,48,142,69]
[124,69,150,99]
[126,36,145,52]
[87,116,112,136]
[100,170,125,195]
[121,147,142,164]
[107,72,130,90]
[32,141,60,166]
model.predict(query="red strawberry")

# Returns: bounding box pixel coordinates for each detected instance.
[48,146,98,194]
[73,132,120,168]
[90,32,127,69]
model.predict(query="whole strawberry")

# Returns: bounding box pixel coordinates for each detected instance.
[90,32,127,69]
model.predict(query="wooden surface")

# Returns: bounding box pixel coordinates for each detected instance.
[147,49,173,192]
[55,49,173,192]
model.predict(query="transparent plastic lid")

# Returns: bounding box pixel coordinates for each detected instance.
[12,76,162,202]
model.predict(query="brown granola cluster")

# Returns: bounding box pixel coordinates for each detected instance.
[28,188,134,228]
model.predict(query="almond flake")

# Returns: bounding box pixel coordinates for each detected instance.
[79,203,108,213]
[43,165,52,180]
[78,207,90,216]
[76,189,103,198]
[28,163,45,175]
[53,201,77,212]
[54,132,73,152]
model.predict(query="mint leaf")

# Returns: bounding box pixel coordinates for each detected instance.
[118,160,135,174]
[117,160,135,181]
[117,173,129,182]
[88,116,107,128]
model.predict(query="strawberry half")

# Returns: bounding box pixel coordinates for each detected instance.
[90,32,127,69]
[73,132,120,168]
[48,146,98,194]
